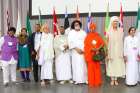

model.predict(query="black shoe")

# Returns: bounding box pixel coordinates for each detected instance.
[26,78,31,82]
[4,83,9,87]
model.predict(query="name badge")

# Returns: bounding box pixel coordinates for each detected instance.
[23,44,27,48]
[8,42,13,47]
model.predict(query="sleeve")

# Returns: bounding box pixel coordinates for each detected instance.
[0,37,4,51]
[123,37,127,56]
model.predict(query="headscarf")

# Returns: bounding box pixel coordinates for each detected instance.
[89,22,96,31]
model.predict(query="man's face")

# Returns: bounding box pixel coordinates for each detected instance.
[60,27,65,35]
[35,25,41,32]
[8,31,15,37]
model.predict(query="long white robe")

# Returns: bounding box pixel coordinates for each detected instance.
[38,32,54,80]
[68,29,87,83]
[124,35,139,85]
[54,34,72,81]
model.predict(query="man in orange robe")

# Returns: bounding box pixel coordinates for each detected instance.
[84,23,104,87]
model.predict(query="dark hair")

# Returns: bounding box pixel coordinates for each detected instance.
[21,28,27,32]
[71,20,82,29]
[36,24,41,26]
[60,26,64,28]
[8,27,16,33]
[128,27,136,33]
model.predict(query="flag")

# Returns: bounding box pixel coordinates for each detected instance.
[119,2,123,28]
[38,7,43,26]
[64,6,69,30]
[104,2,110,36]
[53,7,58,36]
[16,11,21,36]
[76,5,80,20]
[6,10,10,31]
[26,13,32,36]
[136,3,140,31]
[85,4,92,33]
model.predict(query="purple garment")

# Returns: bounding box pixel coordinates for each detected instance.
[1,35,18,61]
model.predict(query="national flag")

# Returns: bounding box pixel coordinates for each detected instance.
[64,6,70,30]
[26,12,32,36]
[136,3,140,31]
[104,2,110,36]
[38,7,43,26]
[119,2,123,28]
[85,4,92,33]
[16,10,21,36]
[53,7,58,36]
[6,10,10,31]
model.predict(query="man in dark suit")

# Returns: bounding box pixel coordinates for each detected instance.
[30,24,42,82]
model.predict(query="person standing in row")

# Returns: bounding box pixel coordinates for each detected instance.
[0,27,18,86]
[18,28,31,82]
[54,26,72,84]
[106,16,125,86]
[38,24,54,86]
[30,24,42,82]
[84,23,104,87]
[124,27,140,86]
[68,20,87,84]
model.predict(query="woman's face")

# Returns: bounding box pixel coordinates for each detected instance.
[43,26,50,33]
[21,29,27,36]
[129,28,136,36]
[112,20,119,28]
[74,22,80,31]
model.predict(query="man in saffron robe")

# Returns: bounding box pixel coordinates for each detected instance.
[84,23,104,87]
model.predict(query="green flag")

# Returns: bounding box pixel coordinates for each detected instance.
[26,13,32,36]
[104,2,110,35]
[136,4,140,31]
[38,7,43,26]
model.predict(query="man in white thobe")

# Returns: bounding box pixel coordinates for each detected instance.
[124,27,139,85]
[54,26,72,84]
[68,20,87,84]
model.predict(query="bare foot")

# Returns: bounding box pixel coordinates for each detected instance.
[114,80,119,86]
[110,80,115,86]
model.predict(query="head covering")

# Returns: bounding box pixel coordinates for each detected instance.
[89,22,96,31]
[108,16,120,31]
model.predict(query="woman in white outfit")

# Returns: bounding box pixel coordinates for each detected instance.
[124,27,140,86]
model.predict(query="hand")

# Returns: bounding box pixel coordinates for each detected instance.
[74,47,83,54]
[137,55,140,62]
[31,51,35,55]
[124,56,127,63]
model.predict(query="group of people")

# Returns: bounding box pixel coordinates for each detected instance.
[0,16,140,88]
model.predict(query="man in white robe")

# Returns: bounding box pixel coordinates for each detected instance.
[54,26,72,84]
[68,20,87,84]
[124,27,139,86]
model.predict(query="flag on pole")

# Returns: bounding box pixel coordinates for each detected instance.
[64,6,69,30]
[38,7,43,26]
[136,3,140,31]
[16,11,21,36]
[76,5,80,20]
[6,10,10,31]
[119,2,123,28]
[85,4,92,33]
[104,2,110,36]
[26,12,32,36]
[53,7,58,36]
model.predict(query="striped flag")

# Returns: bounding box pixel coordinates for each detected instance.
[6,10,10,31]
[85,4,92,33]
[16,10,22,36]
[53,7,58,36]
[119,2,123,28]
[76,5,80,20]
[136,3,140,31]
